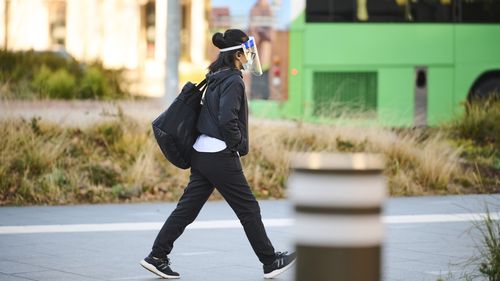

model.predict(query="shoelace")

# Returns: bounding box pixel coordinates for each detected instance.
[274,251,289,267]
[275,251,288,258]
[153,256,171,266]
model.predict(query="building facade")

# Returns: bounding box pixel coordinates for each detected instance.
[0,0,210,97]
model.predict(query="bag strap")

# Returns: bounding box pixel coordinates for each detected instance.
[195,78,218,130]
[196,79,207,92]
[203,85,220,131]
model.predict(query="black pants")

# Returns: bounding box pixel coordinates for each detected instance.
[151,149,276,265]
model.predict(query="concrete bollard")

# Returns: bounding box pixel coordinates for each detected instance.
[288,152,386,281]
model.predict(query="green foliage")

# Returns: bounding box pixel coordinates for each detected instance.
[85,163,121,186]
[445,207,500,281]
[33,66,77,99]
[0,49,129,100]
[97,121,125,144]
[446,99,500,193]
[0,49,79,83]
[79,66,113,99]
[450,98,500,148]
[477,210,500,281]
[46,68,77,99]
[31,65,52,97]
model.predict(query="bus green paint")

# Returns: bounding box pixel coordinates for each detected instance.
[249,11,500,126]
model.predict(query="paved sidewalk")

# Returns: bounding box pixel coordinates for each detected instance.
[0,100,295,128]
[0,99,163,126]
[0,194,499,281]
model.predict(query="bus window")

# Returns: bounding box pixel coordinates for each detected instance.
[367,0,407,22]
[306,0,331,22]
[306,0,355,22]
[410,0,454,22]
[461,0,500,23]
[306,0,500,23]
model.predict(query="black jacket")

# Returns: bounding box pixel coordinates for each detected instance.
[197,68,249,156]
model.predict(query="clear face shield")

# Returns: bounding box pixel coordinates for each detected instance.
[219,36,263,76]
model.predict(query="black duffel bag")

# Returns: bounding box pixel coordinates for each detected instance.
[152,79,207,169]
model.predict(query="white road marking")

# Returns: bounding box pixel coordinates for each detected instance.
[384,212,500,224]
[425,270,463,276]
[109,275,161,280]
[0,212,498,235]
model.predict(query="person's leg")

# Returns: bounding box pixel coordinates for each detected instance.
[196,151,276,265]
[150,167,214,258]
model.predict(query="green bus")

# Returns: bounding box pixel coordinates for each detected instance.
[250,0,500,126]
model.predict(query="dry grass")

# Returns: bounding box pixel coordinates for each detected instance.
[245,122,470,197]
[0,116,189,205]
[0,112,482,205]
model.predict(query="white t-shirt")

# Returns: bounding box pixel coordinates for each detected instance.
[193,134,227,152]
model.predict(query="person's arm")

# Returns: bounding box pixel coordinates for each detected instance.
[218,81,244,151]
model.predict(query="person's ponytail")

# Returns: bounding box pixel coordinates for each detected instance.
[212,32,228,49]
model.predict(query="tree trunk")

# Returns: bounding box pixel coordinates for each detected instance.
[164,0,181,107]
[4,0,9,49]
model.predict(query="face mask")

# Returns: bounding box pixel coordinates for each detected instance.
[219,36,263,76]
[242,58,253,71]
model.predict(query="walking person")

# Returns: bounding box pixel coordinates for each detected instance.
[140,29,296,279]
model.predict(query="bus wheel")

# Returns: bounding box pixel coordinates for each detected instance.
[468,75,500,103]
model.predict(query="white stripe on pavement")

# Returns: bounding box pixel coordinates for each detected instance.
[384,212,500,224]
[0,212,498,234]
[0,219,293,234]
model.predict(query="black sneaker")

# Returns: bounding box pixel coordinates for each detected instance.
[263,251,297,279]
[140,254,180,279]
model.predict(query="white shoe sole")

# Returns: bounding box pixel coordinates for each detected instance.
[263,259,296,279]
[140,259,180,279]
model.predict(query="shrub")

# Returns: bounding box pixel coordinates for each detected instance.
[31,65,52,98]
[0,50,129,100]
[32,66,77,99]
[0,49,80,83]
[446,98,500,193]
[47,69,77,99]
[450,98,500,148]
[79,66,113,99]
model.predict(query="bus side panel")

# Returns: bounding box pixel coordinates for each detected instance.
[454,65,499,111]
[303,67,315,118]
[284,14,305,119]
[454,25,500,113]
[428,67,454,125]
[249,100,283,119]
[378,67,414,127]
[304,24,454,66]
[455,25,500,65]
